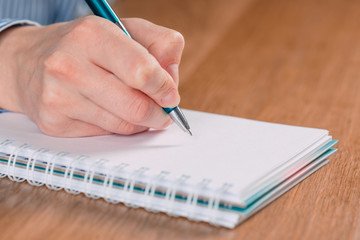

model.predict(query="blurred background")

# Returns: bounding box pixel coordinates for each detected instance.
[113,0,253,84]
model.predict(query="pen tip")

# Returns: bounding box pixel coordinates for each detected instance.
[187,129,192,136]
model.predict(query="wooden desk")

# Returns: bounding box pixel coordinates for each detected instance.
[0,0,359,239]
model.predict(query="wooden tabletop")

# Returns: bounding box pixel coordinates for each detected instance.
[1,0,359,239]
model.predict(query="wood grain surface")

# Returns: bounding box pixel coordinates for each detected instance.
[1,0,359,239]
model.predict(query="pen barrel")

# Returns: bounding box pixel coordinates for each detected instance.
[84,0,120,23]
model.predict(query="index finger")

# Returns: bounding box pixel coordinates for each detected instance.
[79,17,180,108]
[121,18,185,85]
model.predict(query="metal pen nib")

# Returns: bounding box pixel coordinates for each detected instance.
[167,107,192,136]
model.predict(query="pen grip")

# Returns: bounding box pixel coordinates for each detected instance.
[163,107,176,114]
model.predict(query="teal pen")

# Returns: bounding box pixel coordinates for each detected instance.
[84,0,192,136]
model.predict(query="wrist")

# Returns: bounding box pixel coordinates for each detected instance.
[0,25,40,113]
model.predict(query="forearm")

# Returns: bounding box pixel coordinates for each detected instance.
[0,26,24,112]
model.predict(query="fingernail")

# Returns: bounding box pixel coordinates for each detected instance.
[166,64,179,86]
[161,89,180,107]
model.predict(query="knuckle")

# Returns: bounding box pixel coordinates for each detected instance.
[146,30,185,69]
[43,51,75,78]
[157,78,172,96]
[128,98,152,124]
[40,85,63,110]
[132,56,157,89]
[106,119,138,135]
[159,30,185,61]
[118,122,138,135]
[68,16,117,47]
[167,30,185,49]
[70,16,99,39]
[94,111,120,133]
[61,16,107,48]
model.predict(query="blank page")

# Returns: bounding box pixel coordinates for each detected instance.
[0,110,328,203]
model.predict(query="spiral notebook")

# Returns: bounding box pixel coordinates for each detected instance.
[0,110,337,228]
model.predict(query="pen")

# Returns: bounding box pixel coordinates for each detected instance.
[84,0,192,136]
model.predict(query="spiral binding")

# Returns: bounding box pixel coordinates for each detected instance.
[0,141,235,227]
[144,171,170,212]
[7,143,30,182]
[209,183,233,225]
[165,174,190,216]
[103,162,128,204]
[120,167,146,207]
[26,147,49,186]
[45,152,68,191]
[186,178,212,221]
[0,139,13,178]
[84,158,109,199]
[64,155,89,195]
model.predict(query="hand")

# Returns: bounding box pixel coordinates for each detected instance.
[0,16,185,137]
